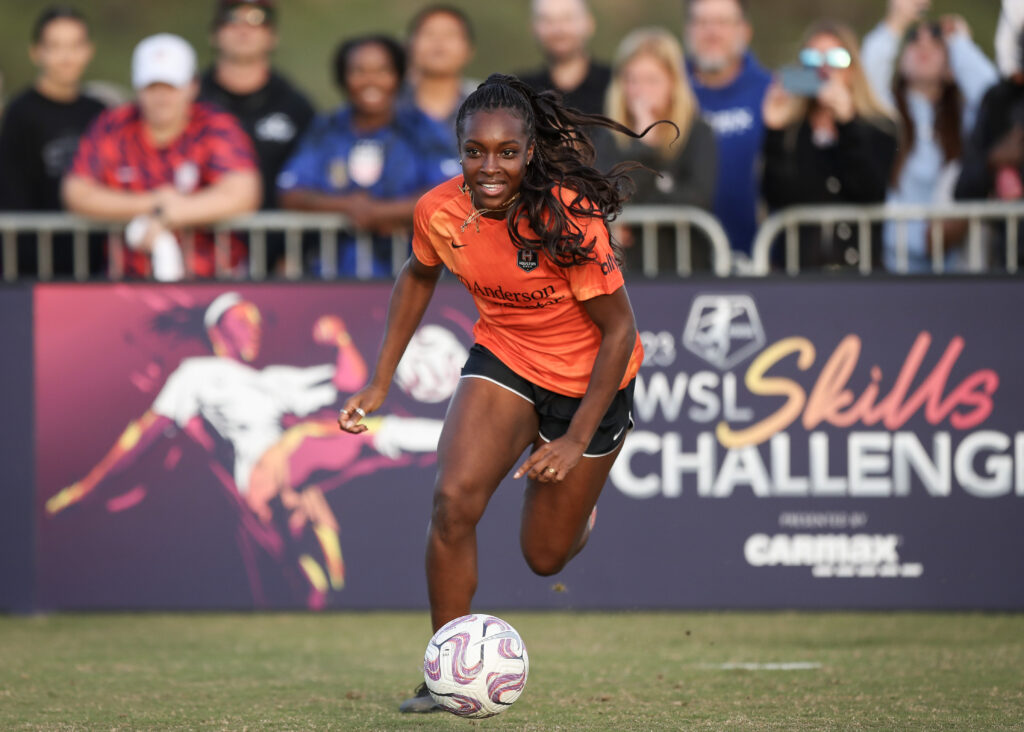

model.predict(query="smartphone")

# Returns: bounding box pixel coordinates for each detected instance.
[779,64,823,98]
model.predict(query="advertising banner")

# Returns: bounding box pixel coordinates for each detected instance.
[0,288,34,612]
[605,279,1024,609]
[30,279,1024,611]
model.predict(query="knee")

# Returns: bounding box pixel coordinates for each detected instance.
[430,481,485,543]
[521,544,569,577]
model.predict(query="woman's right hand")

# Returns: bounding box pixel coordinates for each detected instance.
[337,382,388,433]
[762,81,804,131]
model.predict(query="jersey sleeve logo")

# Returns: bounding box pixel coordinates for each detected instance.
[517,249,539,272]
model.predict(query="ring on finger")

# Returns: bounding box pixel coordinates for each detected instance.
[546,467,556,474]
[354,407,366,417]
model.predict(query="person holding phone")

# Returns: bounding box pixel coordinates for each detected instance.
[761,20,898,271]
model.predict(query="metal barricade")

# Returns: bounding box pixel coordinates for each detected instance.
[0,207,733,282]
[0,212,400,282]
[750,201,1024,276]
[617,205,733,277]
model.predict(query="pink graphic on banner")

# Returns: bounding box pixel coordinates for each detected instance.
[34,284,474,611]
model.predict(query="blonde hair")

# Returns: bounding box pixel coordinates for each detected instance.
[803,20,896,125]
[604,27,698,155]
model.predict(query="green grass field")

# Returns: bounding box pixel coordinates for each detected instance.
[2,611,1023,731]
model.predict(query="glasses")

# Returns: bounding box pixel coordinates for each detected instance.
[903,22,943,44]
[799,47,852,70]
[224,6,271,27]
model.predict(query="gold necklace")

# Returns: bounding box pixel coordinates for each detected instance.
[459,183,520,233]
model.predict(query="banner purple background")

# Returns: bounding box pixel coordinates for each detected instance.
[7,279,1024,611]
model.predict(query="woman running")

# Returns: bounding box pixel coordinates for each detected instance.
[337,73,656,712]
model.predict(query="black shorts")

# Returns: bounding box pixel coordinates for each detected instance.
[460,344,635,457]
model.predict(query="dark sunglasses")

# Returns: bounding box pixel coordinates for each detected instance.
[903,21,942,44]
[799,47,852,70]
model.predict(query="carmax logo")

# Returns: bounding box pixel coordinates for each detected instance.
[744,533,924,578]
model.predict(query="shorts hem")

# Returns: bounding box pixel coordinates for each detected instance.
[537,429,628,459]
[460,374,534,404]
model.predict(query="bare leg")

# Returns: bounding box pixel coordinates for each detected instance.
[427,377,538,631]
[520,440,624,576]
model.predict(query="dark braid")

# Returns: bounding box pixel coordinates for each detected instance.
[455,73,674,267]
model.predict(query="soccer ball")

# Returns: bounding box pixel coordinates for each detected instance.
[423,614,529,718]
[394,324,468,403]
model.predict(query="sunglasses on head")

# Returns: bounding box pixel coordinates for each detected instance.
[224,5,271,27]
[799,47,852,70]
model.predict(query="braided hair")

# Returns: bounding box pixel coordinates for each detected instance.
[455,73,673,267]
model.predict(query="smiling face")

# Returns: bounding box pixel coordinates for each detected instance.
[459,108,534,212]
[343,41,400,117]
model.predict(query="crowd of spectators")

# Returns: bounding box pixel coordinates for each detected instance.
[0,0,1019,279]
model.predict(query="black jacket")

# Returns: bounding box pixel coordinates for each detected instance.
[761,116,897,270]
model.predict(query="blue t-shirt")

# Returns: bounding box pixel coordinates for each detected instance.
[278,105,456,276]
[689,52,772,256]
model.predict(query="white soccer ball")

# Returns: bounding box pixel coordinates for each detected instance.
[394,325,468,403]
[423,613,529,718]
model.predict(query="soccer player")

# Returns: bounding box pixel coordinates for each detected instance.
[336,74,651,713]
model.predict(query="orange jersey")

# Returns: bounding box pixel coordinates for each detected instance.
[412,176,643,397]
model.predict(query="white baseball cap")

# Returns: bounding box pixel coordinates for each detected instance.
[131,33,196,90]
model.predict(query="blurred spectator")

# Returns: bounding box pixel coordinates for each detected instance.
[63,34,260,280]
[199,0,315,210]
[0,6,107,280]
[0,7,104,228]
[761,21,898,271]
[997,0,1024,78]
[595,27,717,273]
[863,1,998,272]
[955,10,1024,263]
[277,35,451,277]
[517,0,610,114]
[399,4,476,167]
[684,0,771,262]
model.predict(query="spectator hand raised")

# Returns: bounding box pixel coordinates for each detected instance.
[762,81,805,131]
[886,0,930,33]
[939,14,970,41]
[816,77,856,124]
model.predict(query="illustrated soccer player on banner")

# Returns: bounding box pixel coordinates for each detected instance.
[46,292,443,608]
[337,74,660,712]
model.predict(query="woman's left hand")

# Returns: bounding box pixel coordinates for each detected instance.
[817,77,855,124]
[513,436,588,483]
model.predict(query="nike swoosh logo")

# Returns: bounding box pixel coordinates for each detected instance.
[451,241,468,249]
[473,630,520,646]
[612,426,625,441]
